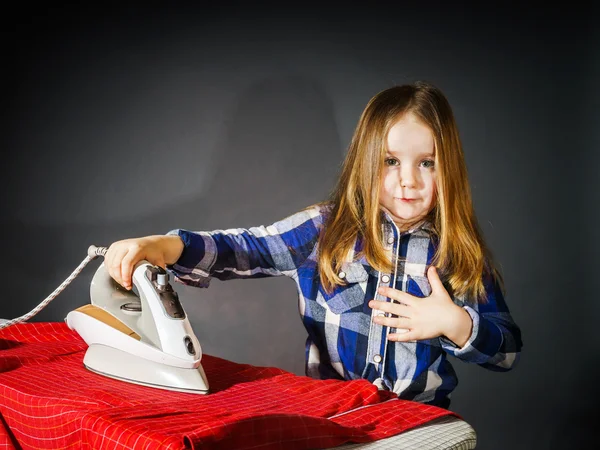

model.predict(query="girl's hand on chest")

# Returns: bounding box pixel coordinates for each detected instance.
[368,266,472,344]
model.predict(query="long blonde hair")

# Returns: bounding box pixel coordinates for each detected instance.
[318,81,501,304]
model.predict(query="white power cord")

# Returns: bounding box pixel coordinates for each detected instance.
[0,245,107,330]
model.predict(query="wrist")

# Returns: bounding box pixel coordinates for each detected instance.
[164,235,185,265]
[443,305,473,348]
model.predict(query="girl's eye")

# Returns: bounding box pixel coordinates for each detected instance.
[384,158,399,166]
[421,159,435,169]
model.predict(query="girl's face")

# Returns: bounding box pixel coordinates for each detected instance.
[379,113,437,231]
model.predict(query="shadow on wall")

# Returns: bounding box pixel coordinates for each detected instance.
[173,74,344,229]
[171,75,345,374]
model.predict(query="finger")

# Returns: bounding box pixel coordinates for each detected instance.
[372,315,411,328]
[104,243,116,273]
[377,286,416,306]
[369,299,412,316]
[426,265,445,294]
[369,300,401,316]
[105,242,125,273]
[392,302,411,317]
[388,330,418,342]
[154,256,166,271]
[107,245,130,287]
[121,247,143,290]
[369,300,412,317]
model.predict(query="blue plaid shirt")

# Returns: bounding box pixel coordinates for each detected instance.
[167,203,522,408]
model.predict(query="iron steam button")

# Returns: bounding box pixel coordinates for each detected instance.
[157,273,168,286]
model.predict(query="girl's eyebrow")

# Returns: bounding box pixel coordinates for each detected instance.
[385,150,435,158]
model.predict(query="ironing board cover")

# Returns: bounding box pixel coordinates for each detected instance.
[0,323,459,450]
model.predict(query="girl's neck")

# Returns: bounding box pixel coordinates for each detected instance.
[397,219,425,233]
[379,206,430,233]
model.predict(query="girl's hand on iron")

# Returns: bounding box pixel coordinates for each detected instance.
[369,266,473,346]
[105,235,184,290]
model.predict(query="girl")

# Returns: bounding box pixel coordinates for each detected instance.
[105,81,522,409]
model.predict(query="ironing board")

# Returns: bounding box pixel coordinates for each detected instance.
[333,415,475,449]
[0,322,476,449]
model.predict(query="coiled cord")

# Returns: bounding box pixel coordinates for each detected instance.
[0,245,107,329]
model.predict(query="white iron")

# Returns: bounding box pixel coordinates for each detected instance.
[65,246,209,394]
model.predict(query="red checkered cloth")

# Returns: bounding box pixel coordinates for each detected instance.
[0,323,459,449]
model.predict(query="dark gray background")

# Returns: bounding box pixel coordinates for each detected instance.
[1,3,597,449]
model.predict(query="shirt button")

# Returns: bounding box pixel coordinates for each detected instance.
[387,237,394,244]
[381,275,390,283]
[338,271,346,279]
[373,354,382,363]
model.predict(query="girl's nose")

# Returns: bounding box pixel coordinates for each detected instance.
[400,167,417,188]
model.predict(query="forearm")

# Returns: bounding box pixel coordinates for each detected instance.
[165,228,284,287]
[440,306,522,370]
[165,205,324,287]
[438,270,522,370]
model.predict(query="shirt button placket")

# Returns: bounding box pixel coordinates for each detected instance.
[372,273,392,371]
[378,220,399,382]
[369,271,389,371]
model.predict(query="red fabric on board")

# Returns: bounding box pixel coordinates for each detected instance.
[0,323,458,449]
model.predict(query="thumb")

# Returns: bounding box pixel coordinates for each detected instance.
[155,257,166,270]
[426,265,445,293]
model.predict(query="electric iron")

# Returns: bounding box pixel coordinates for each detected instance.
[65,246,209,394]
